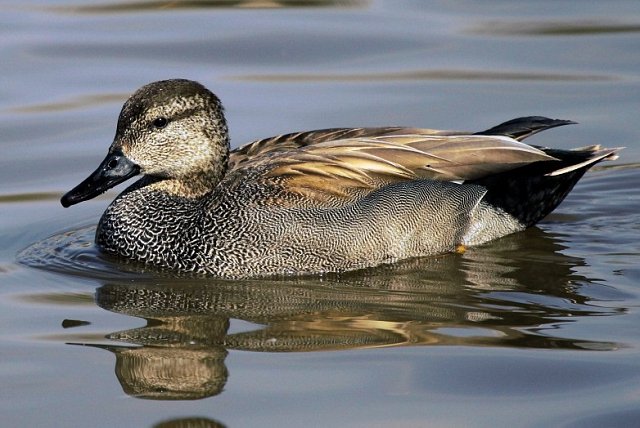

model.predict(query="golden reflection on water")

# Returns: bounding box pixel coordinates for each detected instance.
[31,227,618,400]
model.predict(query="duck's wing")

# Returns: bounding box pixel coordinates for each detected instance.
[228,127,463,172]
[229,116,576,171]
[228,132,557,203]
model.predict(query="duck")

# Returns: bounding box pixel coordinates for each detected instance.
[61,79,620,278]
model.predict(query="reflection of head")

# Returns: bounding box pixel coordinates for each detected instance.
[114,347,228,400]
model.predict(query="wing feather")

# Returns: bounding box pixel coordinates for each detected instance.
[228,127,463,171]
[227,128,558,203]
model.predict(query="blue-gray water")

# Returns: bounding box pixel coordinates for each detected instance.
[2,1,640,427]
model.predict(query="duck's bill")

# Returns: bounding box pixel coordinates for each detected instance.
[60,151,140,208]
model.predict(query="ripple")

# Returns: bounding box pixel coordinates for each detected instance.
[0,192,64,204]
[16,226,150,281]
[471,20,640,36]
[9,93,126,114]
[235,68,616,83]
[47,0,366,14]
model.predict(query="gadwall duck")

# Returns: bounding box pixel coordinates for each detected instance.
[61,79,620,278]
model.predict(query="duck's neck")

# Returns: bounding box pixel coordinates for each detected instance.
[148,138,230,199]
[147,169,224,199]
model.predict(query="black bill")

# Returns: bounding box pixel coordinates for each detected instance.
[61,150,140,207]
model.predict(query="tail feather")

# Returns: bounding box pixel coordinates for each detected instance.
[475,116,576,141]
[469,145,621,228]
[541,146,622,176]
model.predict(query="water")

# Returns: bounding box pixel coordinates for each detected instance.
[2,1,640,426]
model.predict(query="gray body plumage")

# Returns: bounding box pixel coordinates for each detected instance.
[98,177,518,277]
[61,79,620,278]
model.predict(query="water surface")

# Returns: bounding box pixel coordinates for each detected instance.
[2,1,640,427]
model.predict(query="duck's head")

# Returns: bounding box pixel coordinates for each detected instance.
[61,79,229,207]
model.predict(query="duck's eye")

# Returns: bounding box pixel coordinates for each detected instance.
[152,117,168,129]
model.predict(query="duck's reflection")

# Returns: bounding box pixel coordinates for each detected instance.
[103,316,229,400]
[79,228,618,400]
